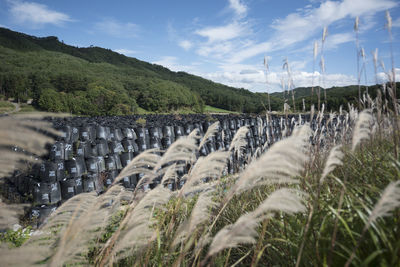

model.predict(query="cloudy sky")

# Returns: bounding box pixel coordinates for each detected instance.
[0,0,399,92]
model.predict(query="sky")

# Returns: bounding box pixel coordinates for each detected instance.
[0,0,399,93]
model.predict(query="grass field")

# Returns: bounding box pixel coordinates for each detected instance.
[204,105,238,114]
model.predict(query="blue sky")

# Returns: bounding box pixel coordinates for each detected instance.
[0,0,399,92]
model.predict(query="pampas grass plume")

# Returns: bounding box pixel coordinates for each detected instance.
[351,109,373,151]
[368,181,400,226]
[207,188,307,257]
[319,145,344,184]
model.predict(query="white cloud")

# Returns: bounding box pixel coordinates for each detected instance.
[9,1,72,27]
[152,56,198,73]
[231,0,398,63]
[202,67,357,92]
[325,32,354,50]
[95,18,139,38]
[271,0,396,43]
[229,0,247,17]
[228,41,272,63]
[197,42,234,58]
[114,49,138,56]
[196,22,247,43]
[179,40,193,51]
[377,68,400,83]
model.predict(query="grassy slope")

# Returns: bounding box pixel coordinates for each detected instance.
[203,105,239,114]
[0,101,14,113]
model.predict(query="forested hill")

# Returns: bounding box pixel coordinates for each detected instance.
[0,27,273,115]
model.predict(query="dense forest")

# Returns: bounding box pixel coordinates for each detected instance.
[0,27,398,115]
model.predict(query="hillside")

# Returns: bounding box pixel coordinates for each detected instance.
[0,27,274,115]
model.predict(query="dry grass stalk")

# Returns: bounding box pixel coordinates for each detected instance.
[114,149,161,184]
[264,56,272,112]
[155,136,198,170]
[181,151,229,194]
[16,184,127,266]
[113,186,172,259]
[0,202,28,232]
[207,188,307,258]
[199,121,220,150]
[351,109,373,151]
[312,41,318,97]
[345,181,400,267]
[283,58,296,112]
[161,163,178,185]
[367,180,400,226]
[229,126,249,158]
[319,26,328,110]
[319,145,344,184]
[0,113,63,177]
[173,190,217,246]
[231,125,311,195]
[15,192,99,265]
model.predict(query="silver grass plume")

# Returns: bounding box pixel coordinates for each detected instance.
[252,188,307,218]
[189,128,201,139]
[199,121,220,150]
[0,113,64,238]
[231,125,311,195]
[313,40,318,60]
[352,109,373,151]
[312,41,318,96]
[385,10,392,30]
[310,104,315,122]
[0,202,28,235]
[173,191,217,245]
[114,186,172,257]
[207,213,258,257]
[319,145,344,184]
[50,186,127,265]
[186,191,217,232]
[372,48,379,84]
[367,181,400,226]
[317,103,325,125]
[115,148,161,184]
[0,113,62,177]
[354,16,359,32]
[345,181,400,267]
[322,26,328,42]
[181,180,220,197]
[284,102,290,113]
[207,188,307,257]
[155,135,198,170]
[181,151,229,194]
[161,163,178,185]
[17,191,100,265]
[229,126,249,158]
[257,117,263,138]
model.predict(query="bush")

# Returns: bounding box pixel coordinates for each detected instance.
[0,227,32,247]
